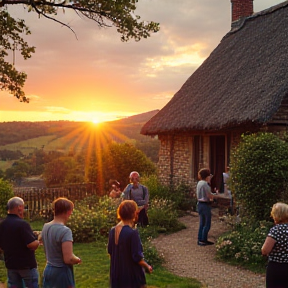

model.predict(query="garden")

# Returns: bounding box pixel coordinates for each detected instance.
[0,175,200,288]
[216,132,288,273]
[1,132,288,286]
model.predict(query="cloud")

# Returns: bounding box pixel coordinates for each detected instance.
[2,0,284,120]
[45,106,71,114]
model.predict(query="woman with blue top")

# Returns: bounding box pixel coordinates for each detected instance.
[262,202,288,288]
[41,197,82,288]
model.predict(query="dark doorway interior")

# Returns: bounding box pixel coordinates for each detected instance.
[210,135,225,192]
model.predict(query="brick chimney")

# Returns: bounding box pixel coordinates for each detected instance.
[231,0,254,22]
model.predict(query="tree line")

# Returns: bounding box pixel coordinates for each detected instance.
[0,142,156,195]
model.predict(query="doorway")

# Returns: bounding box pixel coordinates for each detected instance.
[209,135,226,192]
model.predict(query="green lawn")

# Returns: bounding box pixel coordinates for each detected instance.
[0,242,202,288]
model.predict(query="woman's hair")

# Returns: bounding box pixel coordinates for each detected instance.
[271,202,288,224]
[117,200,137,221]
[52,197,74,216]
[198,168,211,180]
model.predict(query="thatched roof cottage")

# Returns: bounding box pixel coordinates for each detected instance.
[141,0,288,191]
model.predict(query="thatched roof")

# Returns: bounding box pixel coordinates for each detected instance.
[141,1,288,136]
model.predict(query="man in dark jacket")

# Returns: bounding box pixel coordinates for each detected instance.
[0,197,40,288]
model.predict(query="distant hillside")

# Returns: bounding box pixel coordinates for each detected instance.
[110,110,159,124]
[0,110,159,146]
[0,110,160,162]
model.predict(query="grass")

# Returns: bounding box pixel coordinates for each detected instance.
[0,134,86,158]
[0,160,14,171]
[0,135,58,156]
[0,223,202,288]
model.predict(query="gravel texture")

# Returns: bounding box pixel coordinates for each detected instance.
[151,209,266,288]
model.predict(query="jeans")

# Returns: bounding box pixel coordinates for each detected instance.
[197,202,212,242]
[7,268,38,288]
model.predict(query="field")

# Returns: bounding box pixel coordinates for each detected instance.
[0,135,62,155]
[0,134,83,171]
[0,160,14,171]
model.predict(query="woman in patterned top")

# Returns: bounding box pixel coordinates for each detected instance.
[262,202,288,288]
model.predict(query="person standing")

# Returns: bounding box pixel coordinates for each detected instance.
[108,200,152,288]
[41,197,81,288]
[122,171,149,227]
[109,179,122,198]
[196,168,219,246]
[0,196,40,288]
[222,166,233,213]
[262,202,288,288]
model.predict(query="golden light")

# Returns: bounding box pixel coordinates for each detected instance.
[54,120,129,192]
[91,119,100,124]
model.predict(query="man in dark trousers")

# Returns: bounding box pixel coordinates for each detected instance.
[122,171,149,227]
[0,197,40,288]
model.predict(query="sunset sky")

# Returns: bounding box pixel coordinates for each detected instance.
[0,0,283,123]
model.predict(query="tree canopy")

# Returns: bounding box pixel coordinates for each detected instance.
[0,0,160,102]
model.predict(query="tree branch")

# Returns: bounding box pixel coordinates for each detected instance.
[28,0,78,39]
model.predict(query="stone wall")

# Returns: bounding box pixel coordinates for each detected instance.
[157,135,171,186]
[158,134,196,187]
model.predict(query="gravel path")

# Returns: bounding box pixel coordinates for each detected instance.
[151,210,266,288]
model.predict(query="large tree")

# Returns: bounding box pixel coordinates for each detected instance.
[0,0,159,102]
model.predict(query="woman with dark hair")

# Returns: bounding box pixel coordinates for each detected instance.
[41,197,81,288]
[262,202,288,288]
[108,200,152,288]
[196,168,219,246]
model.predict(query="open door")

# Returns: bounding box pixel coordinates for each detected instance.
[210,135,226,192]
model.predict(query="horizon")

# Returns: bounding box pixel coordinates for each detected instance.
[0,109,159,124]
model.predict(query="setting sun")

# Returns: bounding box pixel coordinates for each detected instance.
[91,119,100,124]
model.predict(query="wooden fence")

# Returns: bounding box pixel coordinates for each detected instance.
[13,183,97,219]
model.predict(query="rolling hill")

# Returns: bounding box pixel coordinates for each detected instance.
[0,110,160,163]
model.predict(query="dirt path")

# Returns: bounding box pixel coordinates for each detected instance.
[151,210,266,288]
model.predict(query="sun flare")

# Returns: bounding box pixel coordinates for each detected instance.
[91,118,100,124]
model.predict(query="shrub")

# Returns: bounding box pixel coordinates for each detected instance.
[141,174,168,200]
[0,178,14,218]
[148,198,185,233]
[142,175,196,213]
[68,196,121,242]
[141,237,164,267]
[169,182,196,212]
[230,132,288,221]
[216,217,273,270]
[68,192,186,242]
